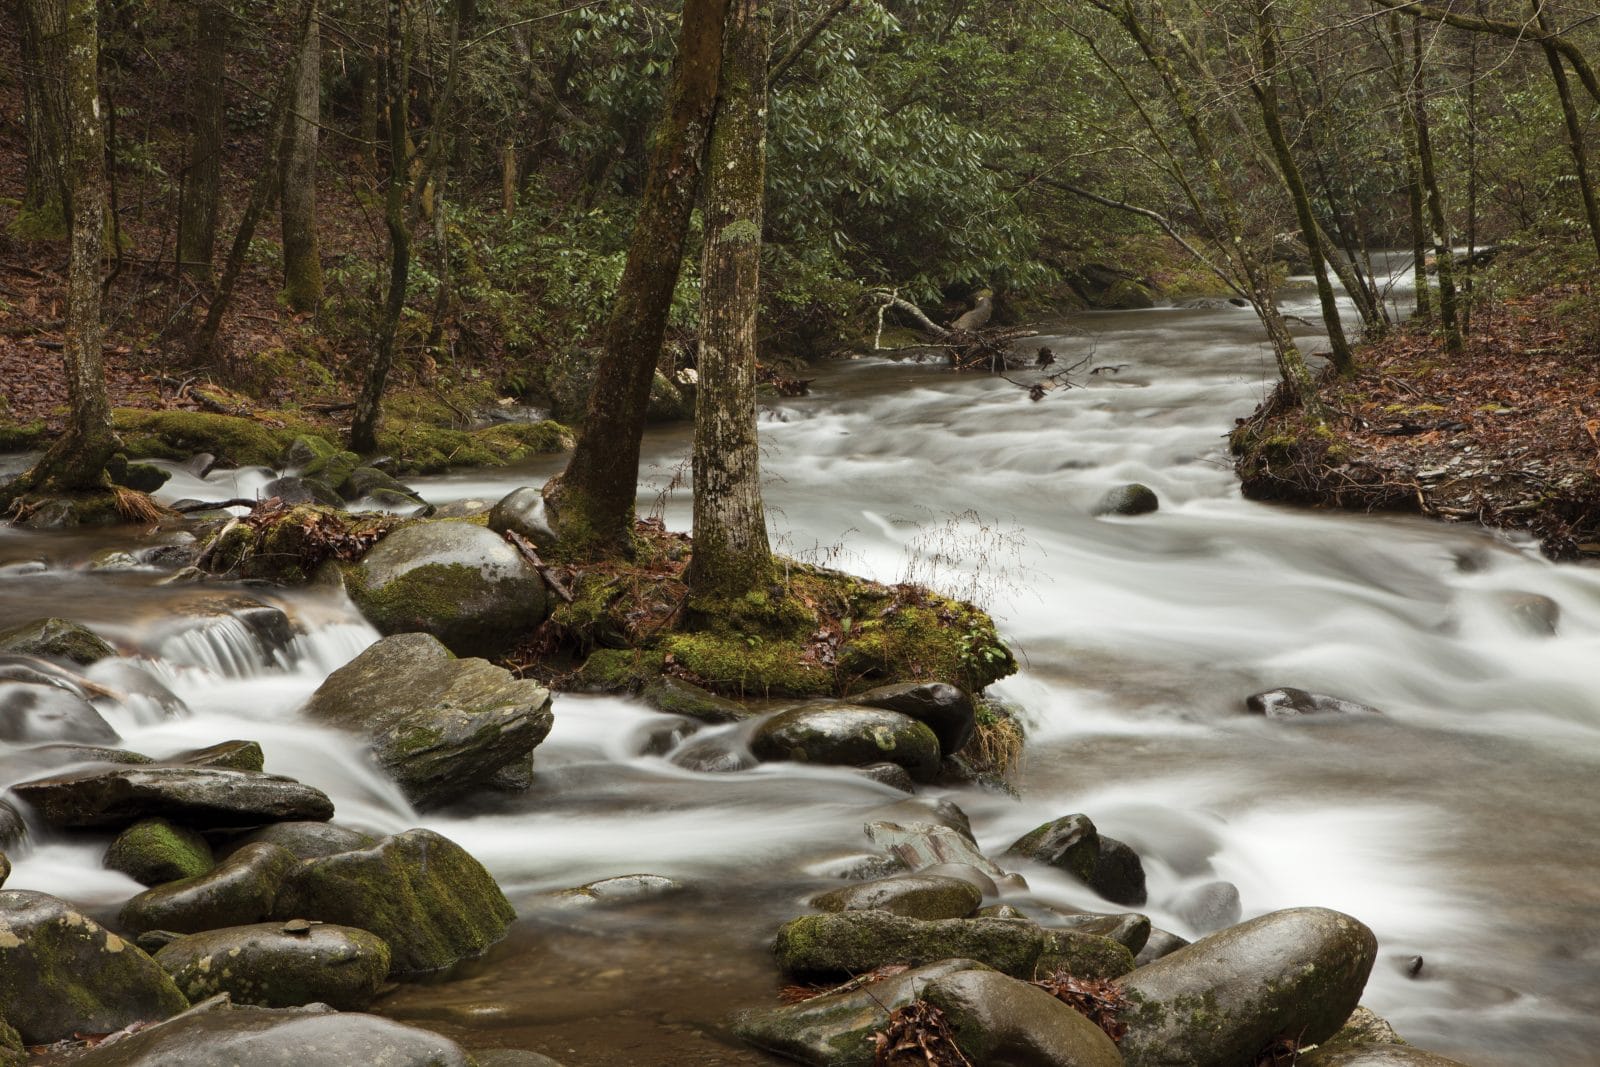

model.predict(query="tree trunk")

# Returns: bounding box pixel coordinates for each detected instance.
[1391,13,1433,321]
[1411,22,1462,353]
[349,0,410,454]
[15,0,68,237]
[687,0,773,601]
[1531,2,1600,263]
[280,0,323,311]
[542,0,731,558]
[177,0,226,278]
[1252,2,1352,374]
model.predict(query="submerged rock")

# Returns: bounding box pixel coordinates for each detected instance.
[0,681,120,744]
[345,521,550,657]
[546,874,685,908]
[1120,907,1378,1067]
[773,911,1051,980]
[155,922,391,1010]
[66,995,474,1066]
[0,617,116,665]
[0,890,189,1044]
[272,828,515,977]
[302,632,553,808]
[1094,483,1160,516]
[1246,687,1383,720]
[847,681,977,755]
[1006,813,1147,906]
[812,872,983,921]
[921,968,1124,1067]
[104,818,215,886]
[120,842,300,935]
[752,707,941,782]
[12,766,334,830]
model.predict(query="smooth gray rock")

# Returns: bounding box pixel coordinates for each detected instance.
[13,766,333,830]
[271,828,515,977]
[0,681,119,743]
[302,633,553,808]
[1133,927,1190,967]
[1054,911,1152,955]
[1246,687,1383,720]
[0,617,115,665]
[487,486,559,553]
[854,762,916,792]
[752,706,941,782]
[221,821,377,861]
[1498,591,1560,636]
[0,890,189,1044]
[1006,813,1147,906]
[1094,483,1160,516]
[120,842,300,935]
[65,995,474,1066]
[848,681,977,756]
[1120,907,1379,1067]
[732,959,990,1067]
[813,872,983,920]
[345,521,550,657]
[155,922,391,1010]
[545,874,685,908]
[773,911,1052,980]
[921,968,1124,1067]
[1174,879,1243,933]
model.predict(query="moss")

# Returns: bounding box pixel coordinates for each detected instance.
[103,818,215,886]
[9,200,66,240]
[375,408,573,474]
[573,649,665,692]
[1036,930,1136,980]
[0,617,115,665]
[114,409,318,467]
[0,420,47,452]
[346,561,490,634]
[202,505,396,584]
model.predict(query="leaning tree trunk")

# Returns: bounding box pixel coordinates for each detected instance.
[541,0,731,558]
[280,0,323,311]
[16,0,68,236]
[349,0,410,454]
[177,0,226,277]
[687,0,773,602]
[1531,1,1600,262]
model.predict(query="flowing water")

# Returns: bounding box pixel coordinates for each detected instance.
[2,282,1597,1065]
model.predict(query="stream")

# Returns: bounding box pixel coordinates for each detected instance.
[2,284,1597,1065]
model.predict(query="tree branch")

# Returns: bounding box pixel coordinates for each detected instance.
[770,0,853,87]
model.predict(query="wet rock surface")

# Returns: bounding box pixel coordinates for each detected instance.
[0,682,120,744]
[752,706,942,782]
[812,872,983,921]
[921,967,1125,1067]
[773,912,1052,980]
[12,766,334,830]
[120,842,300,935]
[154,922,391,1010]
[847,681,977,755]
[0,617,116,665]
[1246,687,1384,720]
[1006,813,1147,906]
[104,817,215,886]
[1094,482,1161,516]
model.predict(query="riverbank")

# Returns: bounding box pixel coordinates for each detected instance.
[1231,266,1600,559]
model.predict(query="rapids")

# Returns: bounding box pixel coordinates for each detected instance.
[2,282,1597,1064]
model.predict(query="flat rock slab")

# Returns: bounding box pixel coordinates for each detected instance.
[13,766,334,830]
[155,922,391,1010]
[0,681,120,744]
[812,873,982,921]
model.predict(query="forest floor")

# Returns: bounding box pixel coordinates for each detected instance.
[1232,257,1600,559]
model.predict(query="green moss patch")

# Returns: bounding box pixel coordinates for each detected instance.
[114,409,318,467]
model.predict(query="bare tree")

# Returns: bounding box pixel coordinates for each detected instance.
[280,0,324,310]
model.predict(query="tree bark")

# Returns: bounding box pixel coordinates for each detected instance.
[688,0,773,601]
[1411,21,1462,353]
[1531,1,1600,263]
[542,0,731,558]
[1390,13,1432,321]
[177,0,226,278]
[280,0,323,311]
[349,0,411,454]
[15,0,69,236]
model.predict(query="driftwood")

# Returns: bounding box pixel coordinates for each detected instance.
[867,288,1037,372]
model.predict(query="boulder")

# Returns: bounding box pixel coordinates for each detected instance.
[1054,911,1151,955]
[0,803,22,850]
[173,739,264,771]
[104,818,215,886]
[921,968,1124,1067]
[1035,929,1137,979]
[0,890,189,1044]
[120,842,300,935]
[1297,1049,1472,1067]
[1245,687,1383,720]
[0,618,116,665]
[865,820,1008,880]
[282,435,338,470]
[1498,591,1560,636]
[1094,483,1160,516]
[1322,1006,1404,1048]
[487,487,559,553]
[848,681,977,755]
[1120,907,1378,1067]
[1133,927,1189,967]
[732,959,991,1067]
[12,766,334,830]
[155,922,391,1010]
[261,475,344,508]
[271,828,515,977]
[812,873,982,921]
[640,675,751,724]
[752,707,941,782]
[1174,879,1242,933]
[344,521,550,657]
[299,449,360,491]
[773,912,1051,980]
[65,996,474,1066]
[0,681,119,744]
[302,633,553,808]
[1006,814,1147,906]
[221,821,376,860]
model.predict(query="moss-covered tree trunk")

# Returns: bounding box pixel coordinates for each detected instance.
[280,0,324,311]
[176,0,225,277]
[1411,22,1462,354]
[541,0,731,558]
[16,0,68,237]
[687,0,772,602]
[1252,3,1352,374]
[1390,14,1433,322]
[349,0,410,454]
[1530,2,1600,263]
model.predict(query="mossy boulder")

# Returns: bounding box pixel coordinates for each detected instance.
[173,739,265,772]
[13,766,334,830]
[282,435,339,469]
[345,522,550,657]
[732,959,991,1067]
[848,681,976,755]
[0,681,120,744]
[920,968,1125,1067]
[106,455,172,493]
[752,706,942,782]
[1094,482,1160,516]
[221,821,376,861]
[1120,907,1378,1067]
[1006,813,1148,906]
[154,922,391,1010]
[120,842,300,935]
[104,818,215,887]
[261,475,344,508]
[773,912,1054,981]
[640,675,752,723]
[341,466,425,505]
[812,873,982,921]
[302,633,553,808]
[115,409,314,468]
[64,996,474,1066]
[298,449,360,489]
[1053,911,1151,955]
[0,890,189,1044]
[0,617,116,665]
[271,828,515,977]
[1036,928,1137,979]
